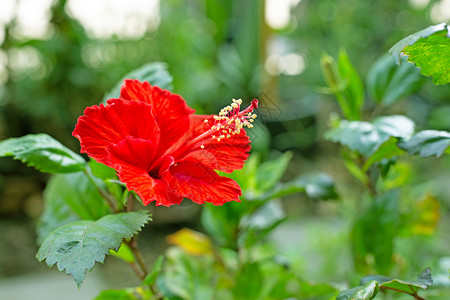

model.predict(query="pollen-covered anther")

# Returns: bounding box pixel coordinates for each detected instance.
[204,98,258,142]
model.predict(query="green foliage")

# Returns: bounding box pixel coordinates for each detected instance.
[352,191,399,274]
[94,287,153,300]
[366,54,424,106]
[399,130,450,157]
[36,211,150,287]
[142,255,164,287]
[0,134,86,173]
[320,51,364,120]
[325,116,414,156]
[338,268,433,299]
[360,268,433,295]
[102,62,174,103]
[337,280,379,300]
[363,137,405,171]
[390,23,450,85]
[36,172,111,244]
[202,152,338,248]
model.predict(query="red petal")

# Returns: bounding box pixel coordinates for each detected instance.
[179,115,251,173]
[73,99,160,166]
[118,80,194,154]
[108,140,182,206]
[162,161,241,205]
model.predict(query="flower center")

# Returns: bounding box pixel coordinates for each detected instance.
[193,98,258,147]
[151,98,258,174]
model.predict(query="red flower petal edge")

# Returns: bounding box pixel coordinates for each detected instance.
[73,79,258,206]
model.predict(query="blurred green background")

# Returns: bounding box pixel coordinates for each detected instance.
[0,0,449,298]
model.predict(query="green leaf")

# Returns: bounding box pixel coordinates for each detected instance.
[36,211,150,287]
[109,243,135,263]
[255,151,293,193]
[390,23,448,65]
[158,247,217,300]
[320,51,363,120]
[94,286,153,300]
[260,173,338,201]
[102,62,173,102]
[403,29,450,85]
[363,137,405,171]
[0,134,86,173]
[352,191,399,274]
[325,116,414,156]
[398,130,450,157]
[338,50,364,120]
[36,172,111,244]
[233,263,263,300]
[142,255,164,286]
[366,54,423,106]
[361,268,433,296]
[337,280,379,300]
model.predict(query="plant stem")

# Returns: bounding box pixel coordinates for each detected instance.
[83,167,118,212]
[380,286,425,300]
[126,237,149,275]
[128,261,145,280]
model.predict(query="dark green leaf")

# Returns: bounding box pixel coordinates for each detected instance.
[399,130,450,157]
[36,172,111,244]
[0,134,86,173]
[102,62,173,102]
[366,54,423,106]
[94,286,152,300]
[36,211,150,287]
[361,268,433,296]
[337,281,379,300]
[363,137,405,171]
[389,23,448,65]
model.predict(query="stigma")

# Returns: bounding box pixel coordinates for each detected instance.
[206,98,258,142]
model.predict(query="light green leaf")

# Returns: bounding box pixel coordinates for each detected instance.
[337,280,379,300]
[390,23,448,65]
[102,62,173,102]
[109,243,135,264]
[366,54,423,106]
[36,172,111,244]
[325,116,414,156]
[142,255,164,286]
[260,173,338,201]
[255,151,293,193]
[399,130,450,157]
[403,29,450,85]
[338,50,364,120]
[94,286,153,300]
[0,134,86,173]
[363,137,405,171]
[361,268,433,296]
[36,211,150,287]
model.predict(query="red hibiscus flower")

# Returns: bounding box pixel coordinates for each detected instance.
[73,79,258,207]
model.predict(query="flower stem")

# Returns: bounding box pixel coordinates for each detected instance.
[83,167,118,212]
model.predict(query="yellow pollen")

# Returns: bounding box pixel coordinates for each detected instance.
[200,145,205,149]
[204,119,208,123]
